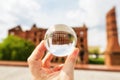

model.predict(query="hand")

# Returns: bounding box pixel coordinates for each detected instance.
[27,40,79,80]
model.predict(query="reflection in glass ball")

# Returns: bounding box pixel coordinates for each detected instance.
[44,24,77,56]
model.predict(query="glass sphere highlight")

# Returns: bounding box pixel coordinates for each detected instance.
[44,24,77,57]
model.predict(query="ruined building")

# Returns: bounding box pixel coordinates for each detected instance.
[9,24,88,64]
[105,7,120,65]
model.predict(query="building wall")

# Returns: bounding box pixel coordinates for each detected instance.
[8,24,88,64]
[105,7,120,66]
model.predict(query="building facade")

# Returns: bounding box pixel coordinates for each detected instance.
[105,7,120,65]
[9,24,88,64]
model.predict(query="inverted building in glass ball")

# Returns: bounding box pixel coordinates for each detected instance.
[44,24,77,57]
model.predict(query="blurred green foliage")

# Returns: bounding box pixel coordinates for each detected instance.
[88,47,104,64]
[89,57,104,64]
[89,47,100,59]
[0,35,35,61]
[89,47,100,54]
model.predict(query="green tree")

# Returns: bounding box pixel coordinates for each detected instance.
[0,35,35,61]
[89,47,100,59]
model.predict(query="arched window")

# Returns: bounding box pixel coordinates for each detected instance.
[81,44,84,48]
[39,38,42,42]
[34,32,37,36]
[80,38,83,42]
[33,38,36,42]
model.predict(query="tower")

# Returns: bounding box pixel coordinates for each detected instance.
[73,24,88,64]
[105,7,120,65]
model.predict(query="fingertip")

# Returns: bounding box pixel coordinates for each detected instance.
[37,40,46,51]
[65,48,79,61]
[29,40,47,61]
[64,48,79,66]
[74,48,79,56]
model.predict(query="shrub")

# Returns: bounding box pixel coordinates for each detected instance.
[89,57,104,64]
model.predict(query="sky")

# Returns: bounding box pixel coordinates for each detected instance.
[0,0,120,52]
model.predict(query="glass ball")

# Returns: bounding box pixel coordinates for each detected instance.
[44,24,77,57]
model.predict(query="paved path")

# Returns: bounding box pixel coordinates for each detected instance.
[0,66,120,80]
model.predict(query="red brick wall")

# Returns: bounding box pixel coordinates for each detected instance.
[105,7,120,66]
[8,24,88,64]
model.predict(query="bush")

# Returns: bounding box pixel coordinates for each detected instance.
[0,35,35,61]
[89,57,104,64]
[0,52,2,59]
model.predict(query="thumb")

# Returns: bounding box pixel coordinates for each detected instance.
[62,48,79,73]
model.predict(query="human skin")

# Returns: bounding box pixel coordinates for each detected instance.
[27,40,79,80]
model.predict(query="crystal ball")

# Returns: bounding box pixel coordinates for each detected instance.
[44,24,77,57]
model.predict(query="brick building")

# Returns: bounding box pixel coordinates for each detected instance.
[51,31,73,45]
[9,24,88,64]
[105,7,120,65]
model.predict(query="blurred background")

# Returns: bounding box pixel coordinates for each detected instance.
[0,0,120,80]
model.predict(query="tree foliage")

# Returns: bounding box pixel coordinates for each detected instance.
[0,35,35,61]
[89,47,100,58]
[89,47,100,54]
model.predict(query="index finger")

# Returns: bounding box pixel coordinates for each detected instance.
[28,40,46,61]
[62,48,79,73]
